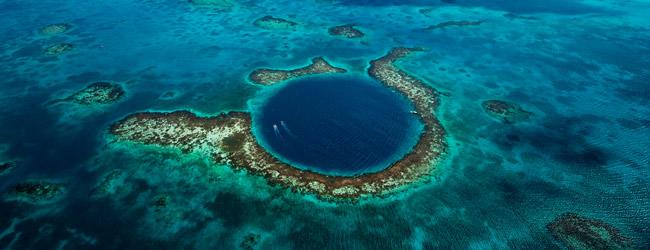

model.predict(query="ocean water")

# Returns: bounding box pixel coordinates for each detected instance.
[0,0,648,249]
[252,76,422,176]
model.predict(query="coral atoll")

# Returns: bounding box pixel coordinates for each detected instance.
[110,48,446,200]
[328,24,365,38]
[253,16,298,30]
[5,181,65,203]
[249,57,346,85]
[482,99,533,123]
[547,212,633,250]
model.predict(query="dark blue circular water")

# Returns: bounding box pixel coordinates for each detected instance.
[253,75,422,176]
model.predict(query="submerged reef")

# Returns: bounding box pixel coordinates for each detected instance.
[45,43,74,56]
[425,20,483,30]
[159,91,179,100]
[90,169,125,197]
[54,82,126,105]
[482,99,533,123]
[253,16,298,30]
[151,194,170,210]
[328,24,365,38]
[0,161,16,176]
[249,57,346,85]
[547,212,633,250]
[39,23,73,35]
[110,48,446,200]
[5,181,65,203]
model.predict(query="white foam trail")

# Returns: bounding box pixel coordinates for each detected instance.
[280,120,297,137]
[273,124,283,139]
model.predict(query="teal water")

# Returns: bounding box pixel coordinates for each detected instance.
[252,75,422,176]
[0,0,649,249]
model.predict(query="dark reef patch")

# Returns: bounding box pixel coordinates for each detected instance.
[159,90,180,100]
[425,20,483,30]
[240,233,261,250]
[328,24,365,38]
[151,194,170,211]
[249,57,346,85]
[482,100,533,123]
[0,161,17,176]
[90,169,125,198]
[547,213,633,249]
[253,16,298,30]
[5,181,65,203]
[188,0,234,7]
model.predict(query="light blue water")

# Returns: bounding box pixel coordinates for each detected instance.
[0,0,648,249]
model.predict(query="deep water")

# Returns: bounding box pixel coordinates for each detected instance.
[253,76,422,176]
[0,0,649,249]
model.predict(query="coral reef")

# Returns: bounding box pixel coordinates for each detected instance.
[328,24,365,38]
[547,212,633,250]
[482,99,533,123]
[59,82,126,105]
[0,161,16,176]
[44,43,74,56]
[425,20,482,30]
[110,48,446,200]
[253,16,298,30]
[39,23,73,35]
[6,181,65,203]
[249,57,346,85]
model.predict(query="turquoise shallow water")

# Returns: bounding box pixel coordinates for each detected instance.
[0,0,649,249]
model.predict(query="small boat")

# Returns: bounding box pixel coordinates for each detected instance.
[409,110,418,114]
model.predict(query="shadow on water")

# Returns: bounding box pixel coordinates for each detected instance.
[491,114,613,171]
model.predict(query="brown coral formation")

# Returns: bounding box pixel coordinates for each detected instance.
[425,20,482,30]
[328,24,365,38]
[248,57,347,85]
[482,99,533,123]
[547,212,633,250]
[110,48,446,200]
